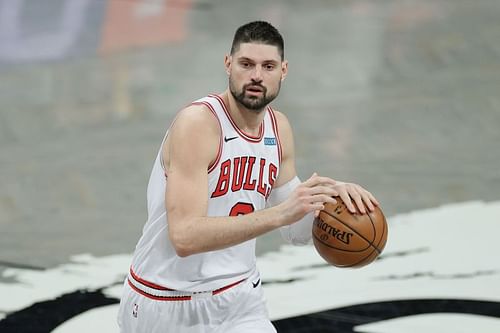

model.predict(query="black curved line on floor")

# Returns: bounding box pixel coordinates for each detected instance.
[0,288,119,333]
[1,291,499,333]
[291,247,430,271]
[0,260,45,270]
[272,299,500,332]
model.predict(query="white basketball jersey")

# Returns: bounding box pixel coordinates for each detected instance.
[130,94,282,292]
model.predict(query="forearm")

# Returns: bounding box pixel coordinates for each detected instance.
[168,205,285,257]
[268,176,314,245]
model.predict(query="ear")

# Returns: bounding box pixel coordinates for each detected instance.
[281,60,288,81]
[224,54,231,75]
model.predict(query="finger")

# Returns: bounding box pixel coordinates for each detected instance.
[350,189,366,214]
[307,172,318,180]
[303,175,336,188]
[367,191,379,206]
[303,196,336,215]
[361,191,375,212]
[338,191,356,213]
[308,172,318,180]
[307,185,339,197]
[309,202,326,213]
[310,194,337,205]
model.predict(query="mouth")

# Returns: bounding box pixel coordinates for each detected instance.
[245,85,265,95]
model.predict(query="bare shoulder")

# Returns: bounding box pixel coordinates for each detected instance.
[270,108,294,149]
[271,109,292,130]
[270,108,297,186]
[171,103,220,135]
[163,103,221,172]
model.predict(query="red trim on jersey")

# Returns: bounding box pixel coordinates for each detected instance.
[191,101,223,174]
[212,278,246,295]
[127,271,246,302]
[268,107,283,166]
[127,279,191,301]
[209,94,264,143]
[161,100,221,178]
[129,267,174,291]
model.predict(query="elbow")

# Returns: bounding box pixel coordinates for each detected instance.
[169,227,196,258]
[174,247,192,258]
[171,239,194,258]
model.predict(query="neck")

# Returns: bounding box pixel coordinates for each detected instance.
[221,90,266,136]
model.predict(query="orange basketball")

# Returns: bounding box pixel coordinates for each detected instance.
[312,197,388,268]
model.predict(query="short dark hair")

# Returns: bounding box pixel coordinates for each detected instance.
[230,21,284,60]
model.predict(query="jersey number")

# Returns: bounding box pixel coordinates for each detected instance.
[229,202,255,216]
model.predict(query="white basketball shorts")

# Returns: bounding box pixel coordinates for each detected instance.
[117,269,276,333]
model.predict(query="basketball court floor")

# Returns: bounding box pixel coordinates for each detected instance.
[1,0,499,332]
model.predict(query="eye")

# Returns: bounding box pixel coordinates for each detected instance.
[240,61,251,68]
[264,63,276,71]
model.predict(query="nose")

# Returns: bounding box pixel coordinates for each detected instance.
[250,65,263,82]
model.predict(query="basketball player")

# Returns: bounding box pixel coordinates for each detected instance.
[118,21,378,332]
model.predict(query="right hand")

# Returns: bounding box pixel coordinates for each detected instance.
[278,173,338,225]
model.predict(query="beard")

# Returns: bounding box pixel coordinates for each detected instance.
[229,78,280,112]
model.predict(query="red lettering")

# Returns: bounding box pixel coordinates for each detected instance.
[212,157,278,200]
[231,157,246,192]
[257,158,268,197]
[243,157,257,191]
[266,163,278,198]
[211,159,231,198]
[229,202,255,216]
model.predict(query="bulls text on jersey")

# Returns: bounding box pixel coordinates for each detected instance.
[211,156,278,199]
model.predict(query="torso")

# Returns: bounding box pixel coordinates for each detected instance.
[129,94,283,292]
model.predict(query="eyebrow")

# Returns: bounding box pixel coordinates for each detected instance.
[237,57,279,64]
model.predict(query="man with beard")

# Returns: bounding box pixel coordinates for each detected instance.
[118,21,378,333]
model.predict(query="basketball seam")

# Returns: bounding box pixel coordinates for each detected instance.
[343,249,378,268]
[369,212,387,253]
[312,232,370,252]
[322,210,377,249]
[315,207,387,268]
[341,213,387,268]
[366,212,381,254]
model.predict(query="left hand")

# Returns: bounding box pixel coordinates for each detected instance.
[329,182,379,214]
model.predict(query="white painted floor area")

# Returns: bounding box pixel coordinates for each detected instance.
[2,201,499,332]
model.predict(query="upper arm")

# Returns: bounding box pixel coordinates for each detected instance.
[274,110,297,187]
[163,104,220,228]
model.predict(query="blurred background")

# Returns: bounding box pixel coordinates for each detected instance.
[1,0,500,329]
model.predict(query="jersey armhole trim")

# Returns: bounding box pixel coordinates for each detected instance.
[268,106,283,166]
[191,101,223,174]
[161,101,223,178]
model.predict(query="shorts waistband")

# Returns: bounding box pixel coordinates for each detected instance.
[127,267,247,301]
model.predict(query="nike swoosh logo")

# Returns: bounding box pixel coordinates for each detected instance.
[224,136,238,142]
[252,278,261,288]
